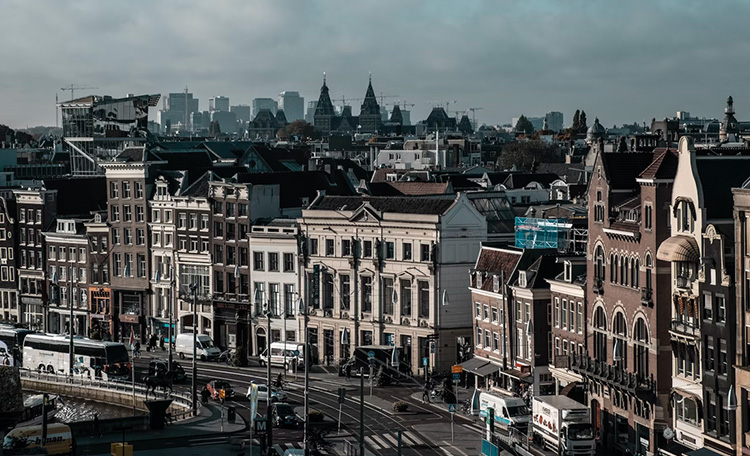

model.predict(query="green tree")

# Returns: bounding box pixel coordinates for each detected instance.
[579,111,588,132]
[499,140,561,172]
[209,121,221,137]
[514,115,534,135]
[572,110,580,130]
[277,119,317,140]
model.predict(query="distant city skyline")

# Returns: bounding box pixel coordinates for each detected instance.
[1,0,749,128]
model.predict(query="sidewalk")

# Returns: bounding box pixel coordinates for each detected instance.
[76,399,246,454]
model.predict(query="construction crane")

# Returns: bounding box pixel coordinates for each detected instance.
[466,107,484,126]
[332,96,362,108]
[60,84,98,101]
[378,92,399,106]
[428,100,458,114]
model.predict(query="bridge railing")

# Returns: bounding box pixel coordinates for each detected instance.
[18,368,196,421]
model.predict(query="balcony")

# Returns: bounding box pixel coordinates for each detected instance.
[568,352,656,394]
[641,288,653,306]
[670,318,700,340]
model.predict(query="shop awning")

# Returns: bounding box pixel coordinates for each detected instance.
[502,368,532,384]
[474,362,501,377]
[657,235,700,262]
[458,357,490,374]
[670,387,702,405]
[686,449,726,456]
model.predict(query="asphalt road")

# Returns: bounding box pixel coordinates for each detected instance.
[133,357,458,455]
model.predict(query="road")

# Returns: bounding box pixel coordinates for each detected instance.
[133,356,483,455]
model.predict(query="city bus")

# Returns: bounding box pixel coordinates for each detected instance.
[23,333,131,380]
[0,325,33,367]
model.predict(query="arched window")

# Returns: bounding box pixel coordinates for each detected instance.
[610,254,616,283]
[623,257,630,287]
[594,307,607,362]
[634,318,649,379]
[645,254,653,293]
[594,246,605,282]
[613,312,628,368]
[632,258,640,289]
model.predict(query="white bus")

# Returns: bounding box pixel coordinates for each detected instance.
[23,334,131,380]
[0,325,33,366]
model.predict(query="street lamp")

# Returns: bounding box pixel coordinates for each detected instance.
[255,287,275,455]
[299,297,310,456]
[189,282,198,416]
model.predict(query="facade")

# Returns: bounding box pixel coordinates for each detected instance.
[545,111,564,132]
[573,148,675,455]
[230,105,251,124]
[209,96,230,113]
[278,91,304,122]
[102,159,152,343]
[252,98,278,117]
[209,180,280,354]
[733,186,750,456]
[148,174,179,341]
[85,213,112,340]
[14,188,57,331]
[43,218,90,336]
[0,196,18,323]
[297,194,487,373]
[358,79,381,134]
[248,219,301,356]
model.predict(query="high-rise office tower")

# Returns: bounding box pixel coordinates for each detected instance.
[252,98,278,117]
[278,91,304,122]
[209,96,230,112]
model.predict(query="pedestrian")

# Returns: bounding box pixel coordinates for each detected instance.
[201,386,210,404]
[134,341,141,358]
[160,334,165,351]
[345,363,352,382]
[422,384,430,404]
[275,372,284,390]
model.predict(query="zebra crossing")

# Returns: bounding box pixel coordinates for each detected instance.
[364,430,427,451]
[230,439,334,455]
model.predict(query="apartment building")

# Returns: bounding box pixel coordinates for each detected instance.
[297,193,486,373]
[0,196,17,323]
[148,173,179,340]
[85,212,112,340]
[733,185,750,456]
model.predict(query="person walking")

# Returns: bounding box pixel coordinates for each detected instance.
[345,363,352,382]
[422,384,430,404]
[134,340,141,358]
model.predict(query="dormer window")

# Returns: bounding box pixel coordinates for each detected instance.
[519,271,527,287]
[675,199,695,233]
[476,272,483,288]
[493,275,500,293]
[564,262,572,282]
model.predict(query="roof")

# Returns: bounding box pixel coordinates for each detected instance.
[599,152,656,189]
[180,170,214,198]
[370,168,432,183]
[309,195,456,215]
[695,156,750,220]
[534,163,588,184]
[502,173,560,189]
[657,235,700,262]
[516,255,562,289]
[639,148,678,180]
[369,182,451,197]
[236,171,352,209]
[474,246,523,291]
[43,176,107,216]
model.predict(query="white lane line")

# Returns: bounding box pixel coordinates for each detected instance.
[365,436,383,450]
[400,432,418,446]
[371,434,391,449]
[441,440,470,456]
[382,433,399,446]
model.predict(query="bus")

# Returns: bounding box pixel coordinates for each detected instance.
[0,325,33,367]
[23,333,131,380]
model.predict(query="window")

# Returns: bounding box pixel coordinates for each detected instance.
[340,275,351,311]
[594,245,605,282]
[189,237,198,251]
[153,233,161,246]
[112,228,120,245]
[716,295,726,323]
[484,330,491,348]
[125,253,133,277]
[152,209,160,223]
[705,336,715,373]
[239,247,248,266]
[213,201,223,215]
[283,284,295,316]
[675,395,698,425]
[677,200,694,233]
[189,214,197,230]
[363,240,372,258]
[475,302,481,319]
[384,278,394,315]
[200,214,208,230]
[178,214,186,229]
[399,279,411,316]
[137,254,146,278]
[225,202,235,218]
[561,299,568,330]
[634,318,649,378]
[326,239,334,256]
[613,312,627,368]
[269,283,280,316]
[136,205,144,222]
[492,307,498,323]
[385,242,395,259]
[122,181,131,198]
[135,181,143,199]
[576,302,583,333]
[136,229,145,245]
[268,253,279,271]
[719,339,728,376]
[238,203,248,217]
[483,304,489,320]
[493,332,499,352]
[201,239,209,252]
[226,246,236,265]
[342,239,351,256]
[213,221,223,237]
[283,253,294,272]
[49,246,56,260]
[253,252,264,270]
[703,292,713,320]
[124,228,133,245]
[593,307,607,362]
[554,297,560,327]
[361,276,372,312]
[165,210,172,223]
[178,236,187,250]
[110,205,120,222]
[569,299,575,333]
[644,204,652,229]
[110,182,119,199]
[403,243,412,260]
[476,327,482,347]
[309,238,318,255]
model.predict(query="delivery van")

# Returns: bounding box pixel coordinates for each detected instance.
[479,392,531,431]
[175,333,221,361]
[260,342,310,369]
[3,423,75,455]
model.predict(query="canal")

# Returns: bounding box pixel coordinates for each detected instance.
[24,391,143,423]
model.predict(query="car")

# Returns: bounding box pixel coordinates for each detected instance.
[206,380,234,400]
[270,402,300,427]
[246,383,287,403]
[145,359,187,383]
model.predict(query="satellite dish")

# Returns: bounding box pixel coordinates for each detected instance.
[663,427,674,440]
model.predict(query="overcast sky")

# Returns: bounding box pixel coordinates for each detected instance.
[2,0,749,129]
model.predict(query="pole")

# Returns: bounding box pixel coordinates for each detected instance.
[191,285,197,416]
[283,307,287,378]
[303,299,310,456]
[69,266,74,376]
[370,364,373,397]
[397,430,402,456]
[337,402,342,434]
[451,411,454,442]
[359,368,365,456]
[266,310,273,455]
[132,356,136,415]
[41,393,48,447]
[168,265,174,374]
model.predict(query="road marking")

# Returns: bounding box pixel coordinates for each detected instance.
[365,436,383,450]
[382,433,399,446]
[401,432,418,446]
[441,440,470,456]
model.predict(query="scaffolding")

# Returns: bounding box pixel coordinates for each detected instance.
[514,217,588,254]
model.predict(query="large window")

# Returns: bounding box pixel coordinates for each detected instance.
[340,275,350,311]
[400,279,411,316]
[268,253,279,272]
[594,245,605,282]
[383,278,394,315]
[634,318,649,379]
[613,312,627,368]
[269,283,281,316]
[361,276,372,313]
[418,281,429,318]
[253,252,264,271]
[283,284,295,317]
[180,264,210,297]
[593,307,607,362]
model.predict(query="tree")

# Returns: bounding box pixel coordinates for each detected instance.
[499,140,561,172]
[277,119,317,141]
[233,344,248,367]
[572,110,580,131]
[514,115,534,135]
[209,121,221,137]
[579,111,588,133]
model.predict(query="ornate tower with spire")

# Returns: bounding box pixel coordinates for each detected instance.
[314,73,336,133]
[720,95,739,142]
[358,74,381,133]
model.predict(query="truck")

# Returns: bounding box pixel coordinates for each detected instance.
[478,392,531,431]
[531,395,595,456]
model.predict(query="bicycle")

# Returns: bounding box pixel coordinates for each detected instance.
[218,349,235,366]
[461,398,471,415]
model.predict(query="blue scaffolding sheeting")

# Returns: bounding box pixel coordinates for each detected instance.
[514,217,572,250]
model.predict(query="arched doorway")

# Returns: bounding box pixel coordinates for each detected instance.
[591,398,602,444]
[256,327,267,356]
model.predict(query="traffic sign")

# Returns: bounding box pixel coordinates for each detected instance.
[451,365,463,374]
[254,417,267,433]
[430,341,436,353]
[293,350,300,356]
[448,403,456,413]
[368,351,375,359]
[453,373,461,381]
[338,387,346,404]
[422,357,428,367]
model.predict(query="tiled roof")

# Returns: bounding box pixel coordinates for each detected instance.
[369,182,451,196]
[370,168,432,183]
[474,247,523,292]
[502,173,560,189]
[310,195,455,215]
[599,152,655,189]
[639,148,678,180]
[180,171,214,198]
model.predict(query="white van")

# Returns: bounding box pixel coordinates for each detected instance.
[479,392,531,430]
[260,342,307,369]
[175,333,220,361]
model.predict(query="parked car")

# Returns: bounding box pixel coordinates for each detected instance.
[246,383,287,403]
[206,380,234,400]
[143,359,187,383]
[271,402,300,427]
[175,333,221,361]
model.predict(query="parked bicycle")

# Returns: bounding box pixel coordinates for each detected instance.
[461,398,472,415]
[218,348,235,366]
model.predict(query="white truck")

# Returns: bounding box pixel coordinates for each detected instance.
[478,392,531,431]
[531,395,595,456]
